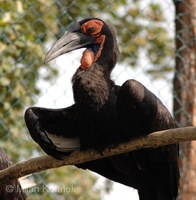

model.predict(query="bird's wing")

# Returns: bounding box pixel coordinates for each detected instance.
[24,105,80,159]
[116,79,176,137]
[116,79,179,199]
[116,79,179,164]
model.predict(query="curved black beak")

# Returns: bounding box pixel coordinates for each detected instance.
[44,22,95,64]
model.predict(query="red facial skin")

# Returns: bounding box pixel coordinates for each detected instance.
[80,20,105,70]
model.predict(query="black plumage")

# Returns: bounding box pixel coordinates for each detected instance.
[25,18,179,200]
[0,148,27,200]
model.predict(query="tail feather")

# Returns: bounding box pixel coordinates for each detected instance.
[138,162,179,200]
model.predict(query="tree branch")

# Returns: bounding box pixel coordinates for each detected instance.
[0,126,196,183]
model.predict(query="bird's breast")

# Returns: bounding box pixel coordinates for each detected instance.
[72,64,111,111]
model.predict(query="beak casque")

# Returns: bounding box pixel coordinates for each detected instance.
[44,22,95,64]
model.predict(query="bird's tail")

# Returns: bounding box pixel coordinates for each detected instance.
[138,162,179,200]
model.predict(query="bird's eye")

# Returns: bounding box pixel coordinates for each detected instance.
[87,27,95,34]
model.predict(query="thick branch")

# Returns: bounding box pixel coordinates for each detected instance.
[0,126,196,183]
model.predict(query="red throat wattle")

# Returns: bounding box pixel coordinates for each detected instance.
[80,49,95,70]
[80,20,106,70]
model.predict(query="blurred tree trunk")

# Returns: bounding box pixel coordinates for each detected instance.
[173,0,196,199]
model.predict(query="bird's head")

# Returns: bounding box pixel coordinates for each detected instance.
[44,18,119,73]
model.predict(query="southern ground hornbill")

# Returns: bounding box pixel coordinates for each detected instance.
[25,18,179,200]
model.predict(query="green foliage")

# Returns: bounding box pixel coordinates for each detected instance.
[0,0,57,160]
[113,2,174,77]
[0,0,174,199]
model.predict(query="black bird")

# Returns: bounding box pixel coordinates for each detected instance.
[25,18,179,200]
[0,148,27,200]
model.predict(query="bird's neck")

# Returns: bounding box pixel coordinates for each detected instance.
[72,63,114,111]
